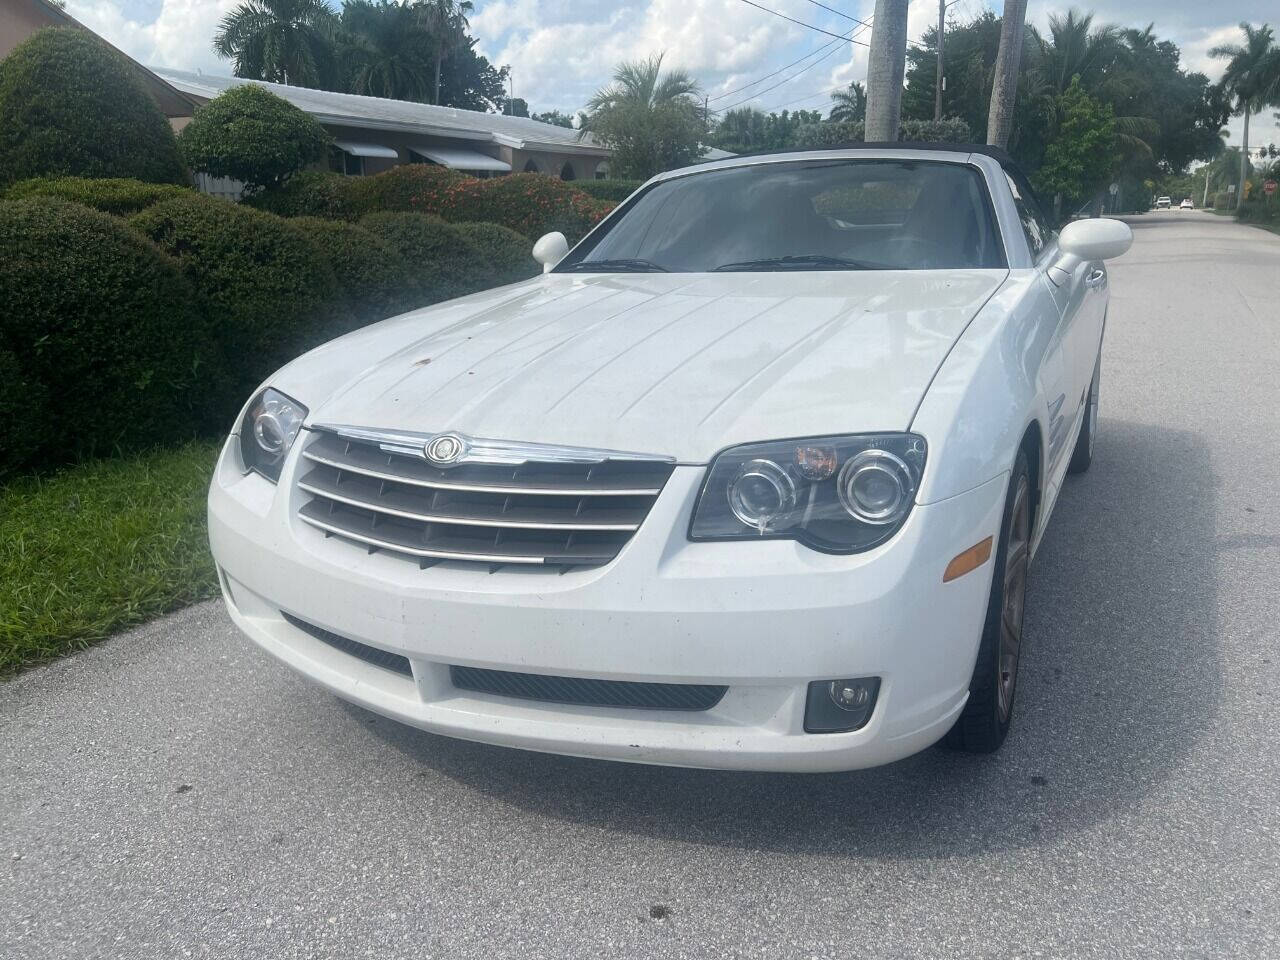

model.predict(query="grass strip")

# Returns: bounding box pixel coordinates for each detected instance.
[1,440,222,674]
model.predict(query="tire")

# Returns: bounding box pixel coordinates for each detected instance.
[943,448,1032,753]
[1067,356,1100,475]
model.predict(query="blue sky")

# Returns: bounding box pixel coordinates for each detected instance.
[67,0,1280,151]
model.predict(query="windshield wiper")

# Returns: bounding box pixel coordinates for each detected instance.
[561,258,669,273]
[712,254,878,272]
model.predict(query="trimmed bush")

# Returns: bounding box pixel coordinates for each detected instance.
[358,212,489,303]
[0,28,186,186]
[245,171,362,220]
[453,222,539,286]
[793,118,973,149]
[292,217,422,330]
[347,164,468,216]
[0,349,45,478]
[3,177,194,216]
[0,199,212,471]
[413,173,613,242]
[130,194,337,398]
[1213,191,1234,212]
[573,179,644,202]
[178,85,330,194]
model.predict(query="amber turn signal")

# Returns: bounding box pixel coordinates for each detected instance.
[943,536,994,583]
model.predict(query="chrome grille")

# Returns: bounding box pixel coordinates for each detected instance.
[296,427,675,570]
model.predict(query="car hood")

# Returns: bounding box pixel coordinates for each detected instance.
[295,271,1007,463]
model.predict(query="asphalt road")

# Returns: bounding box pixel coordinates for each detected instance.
[4,210,1279,960]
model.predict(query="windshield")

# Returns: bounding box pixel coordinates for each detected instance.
[558,159,1006,273]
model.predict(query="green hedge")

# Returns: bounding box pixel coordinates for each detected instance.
[429,173,612,242]
[0,28,186,186]
[0,349,45,477]
[793,118,973,149]
[3,177,194,216]
[0,199,212,474]
[358,211,489,303]
[292,216,422,332]
[453,222,540,285]
[347,163,467,216]
[573,179,644,202]
[245,170,362,220]
[1237,199,1279,225]
[251,167,616,242]
[130,193,338,401]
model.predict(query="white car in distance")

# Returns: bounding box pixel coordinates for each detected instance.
[209,145,1132,772]
[1155,196,1172,208]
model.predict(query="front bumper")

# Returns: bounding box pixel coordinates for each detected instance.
[208,435,1008,772]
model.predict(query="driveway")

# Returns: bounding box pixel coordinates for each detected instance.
[3,210,1279,959]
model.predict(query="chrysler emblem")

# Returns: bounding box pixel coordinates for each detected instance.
[425,433,466,466]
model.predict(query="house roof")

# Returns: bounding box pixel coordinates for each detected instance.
[7,0,196,118]
[152,68,610,157]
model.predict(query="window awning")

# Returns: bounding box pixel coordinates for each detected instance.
[333,140,399,159]
[410,145,511,172]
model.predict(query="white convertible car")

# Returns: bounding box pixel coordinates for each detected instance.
[209,145,1131,772]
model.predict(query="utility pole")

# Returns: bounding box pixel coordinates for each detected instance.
[934,0,945,121]
[704,95,709,132]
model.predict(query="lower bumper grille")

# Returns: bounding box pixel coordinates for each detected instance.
[450,665,727,711]
[282,612,413,677]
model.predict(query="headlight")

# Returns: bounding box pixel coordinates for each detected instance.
[689,434,926,553]
[239,387,307,483]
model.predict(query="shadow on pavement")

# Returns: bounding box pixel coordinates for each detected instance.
[357,420,1221,859]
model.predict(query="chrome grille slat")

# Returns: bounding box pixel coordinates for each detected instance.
[302,432,668,496]
[296,428,674,570]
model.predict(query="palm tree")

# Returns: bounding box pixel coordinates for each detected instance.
[417,0,474,105]
[1211,23,1280,207]
[586,53,700,115]
[828,81,867,123]
[583,54,703,178]
[1033,10,1120,96]
[986,0,1028,148]
[865,0,908,141]
[340,1,433,101]
[212,0,338,87]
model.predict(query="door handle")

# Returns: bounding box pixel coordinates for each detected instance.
[1084,267,1106,288]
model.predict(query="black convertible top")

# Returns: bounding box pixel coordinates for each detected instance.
[727,138,1034,185]
[726,140,1022,173]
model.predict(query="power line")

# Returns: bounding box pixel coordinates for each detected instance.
[712,33,858,113]
[707,36,845,103]
[798,0,873,30]
[736,0,871,46]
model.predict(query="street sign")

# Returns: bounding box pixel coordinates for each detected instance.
[1108,182,1119,196]
[1265,180,1277,197]
[1228,184,1236,193]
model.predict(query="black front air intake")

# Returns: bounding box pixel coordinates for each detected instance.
[450,666,727,711]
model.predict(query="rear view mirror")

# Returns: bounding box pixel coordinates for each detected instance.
[1049,218,1132,286]
[533,232,569,273]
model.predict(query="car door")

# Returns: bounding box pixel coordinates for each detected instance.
[1003,171,1087,474]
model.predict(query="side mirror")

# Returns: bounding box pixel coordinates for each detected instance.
[532,231,569,273]
[1049,218,1132,285]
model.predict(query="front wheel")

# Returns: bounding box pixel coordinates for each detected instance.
[943,449,1032,753]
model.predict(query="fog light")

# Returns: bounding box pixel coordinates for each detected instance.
[804,677,880,733]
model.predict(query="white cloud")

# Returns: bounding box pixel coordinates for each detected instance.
[64,0,239,72]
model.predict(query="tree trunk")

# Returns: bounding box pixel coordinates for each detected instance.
[1237,108,1250,209]
[986,0,1028,149]
[434,49,442,105]
[865,0,908,142]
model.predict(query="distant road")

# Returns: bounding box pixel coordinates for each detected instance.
[3,212,1279,959]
